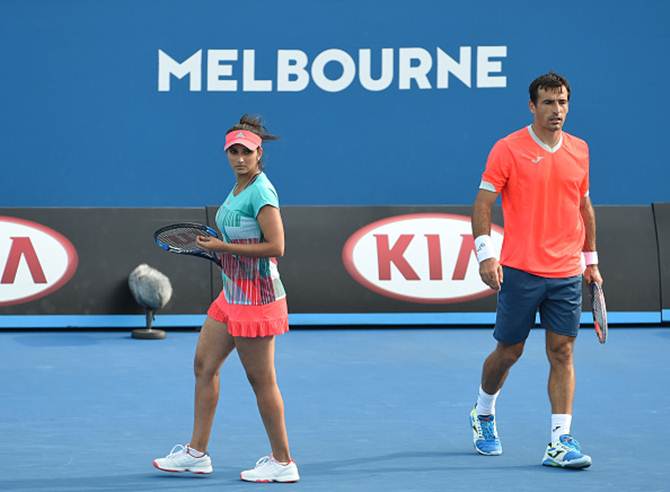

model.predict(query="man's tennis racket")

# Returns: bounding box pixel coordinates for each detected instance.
[154,222,221,266]
[589,282,608,344]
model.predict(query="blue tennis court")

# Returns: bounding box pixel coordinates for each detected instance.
[1,326,667,492]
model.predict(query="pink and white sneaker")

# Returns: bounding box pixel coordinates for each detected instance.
[240,455,300,483]
[153,444,213,474]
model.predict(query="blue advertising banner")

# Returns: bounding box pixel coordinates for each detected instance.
[0,1,668,207]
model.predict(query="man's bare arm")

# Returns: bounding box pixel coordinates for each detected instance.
[472,189,503,290]
[472,189,499,238]
[580,195,603,285]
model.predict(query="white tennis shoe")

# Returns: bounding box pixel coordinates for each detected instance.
[153,444,213,474]
[240,455,300,483]
[542,434,592,469]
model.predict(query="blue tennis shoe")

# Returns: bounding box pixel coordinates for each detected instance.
[469,406,502,455]
[542,434,592,469]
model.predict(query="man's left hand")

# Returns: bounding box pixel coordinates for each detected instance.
[584,264,603,285]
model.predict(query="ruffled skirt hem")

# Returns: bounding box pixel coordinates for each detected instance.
[227,317,289,338]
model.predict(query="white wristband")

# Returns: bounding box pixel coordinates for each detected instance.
[474,235,497,263]
[582,251,598,265]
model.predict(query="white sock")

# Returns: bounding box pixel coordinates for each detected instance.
[476,386,500,416]
[187,445,206,458]
[551,414,572,443]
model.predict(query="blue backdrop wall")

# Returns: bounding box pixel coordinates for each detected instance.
[1,0,667,206]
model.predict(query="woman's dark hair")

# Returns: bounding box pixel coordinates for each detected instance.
[529,72,571,105]
[226,114,278,171]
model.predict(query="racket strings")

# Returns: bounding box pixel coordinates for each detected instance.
[590,284,608,343]
[593,298,606,326]
[592,290,607,326]
[157,227,208,251]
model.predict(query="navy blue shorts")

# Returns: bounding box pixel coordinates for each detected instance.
[493,266,582,344]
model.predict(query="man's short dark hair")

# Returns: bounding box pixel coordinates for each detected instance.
[529,72,571,104]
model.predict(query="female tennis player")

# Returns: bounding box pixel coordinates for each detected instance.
[153,115,299,483]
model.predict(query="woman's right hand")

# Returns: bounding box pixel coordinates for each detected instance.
[196,235,228,252]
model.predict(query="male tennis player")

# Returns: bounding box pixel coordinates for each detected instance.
[469,72,602,469]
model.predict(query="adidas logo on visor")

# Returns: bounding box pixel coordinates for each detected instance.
[236,132,245,138]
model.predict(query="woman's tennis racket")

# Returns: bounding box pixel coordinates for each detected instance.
[589,282,608,344]
[154,222,222,267]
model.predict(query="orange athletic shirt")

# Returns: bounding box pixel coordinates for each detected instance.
[480,126,589,277]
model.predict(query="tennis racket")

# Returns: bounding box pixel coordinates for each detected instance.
[154,222,222,267]
[589,282,608,344]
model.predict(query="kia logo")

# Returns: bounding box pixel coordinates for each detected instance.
[0,217,78,306]
[342,213,504,303]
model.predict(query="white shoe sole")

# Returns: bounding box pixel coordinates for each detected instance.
[240,476,300,483]
[474,445,503,456]
[153,460,213,474]
[542,456,592,469]
[240,470,300,483]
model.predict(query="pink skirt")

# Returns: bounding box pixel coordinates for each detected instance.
[207,291,289,338]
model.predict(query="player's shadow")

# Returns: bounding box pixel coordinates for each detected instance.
[0,473,217,492]
[12,334,101,347]
[300,449,495,475]
[655,329,670,339]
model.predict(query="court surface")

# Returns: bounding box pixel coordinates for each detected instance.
[0,327,668,492]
